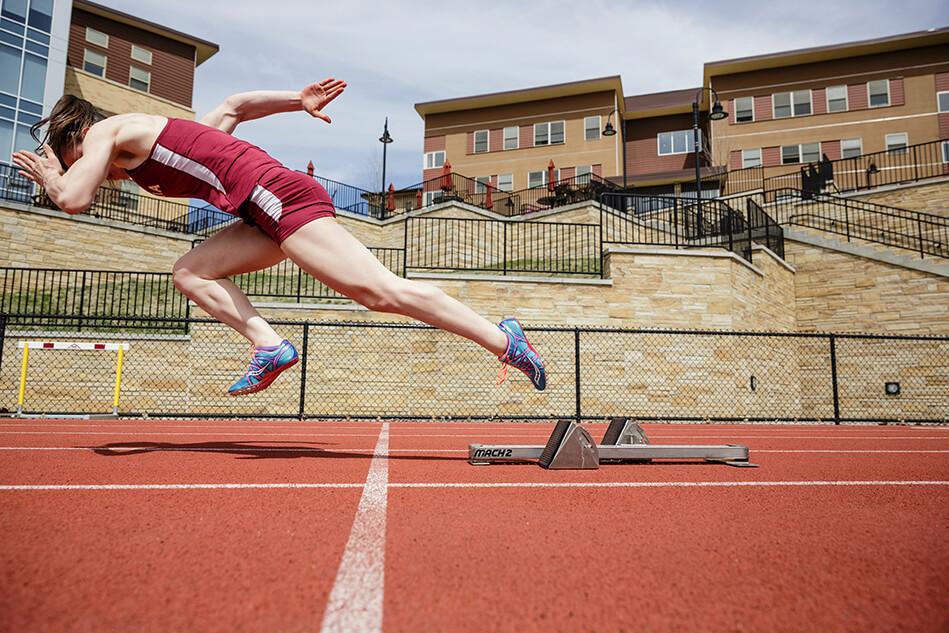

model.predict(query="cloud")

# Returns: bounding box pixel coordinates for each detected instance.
[100,0,944,189]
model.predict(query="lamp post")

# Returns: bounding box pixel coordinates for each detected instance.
[601,110,627,189]
[691,88,728,222]
[379,118,393,217]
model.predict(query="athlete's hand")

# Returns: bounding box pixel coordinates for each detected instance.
[12,144,63,187]
[300,78,347,123]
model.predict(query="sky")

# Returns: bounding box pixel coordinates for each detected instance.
[101,0,946,191]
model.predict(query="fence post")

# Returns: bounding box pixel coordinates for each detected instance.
[77,271,87,332]
[402,216,410,277]
[746,199,754,264]
[574,328,582,422]
[296,264,304,302]
[503,222,508,276]
[916,213,925,259]
[829,334,841,425]
[844,201,851,242]
[298,323,309,420]
[0,312,6,374]
[913,145,919,183]
[673,197,680,249]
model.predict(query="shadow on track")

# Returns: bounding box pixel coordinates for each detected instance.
[91,441,464,461]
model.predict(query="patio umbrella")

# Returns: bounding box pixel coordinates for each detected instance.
[306,160,315,177]
[386,183,396,212]
[547,160,556,192]
[484,183,494,211]
[416,188,423,210]
[440,161,452,191]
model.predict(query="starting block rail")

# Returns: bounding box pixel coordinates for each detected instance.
[469,418,756,469]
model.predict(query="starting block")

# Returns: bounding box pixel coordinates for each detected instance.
[468,418,756,469]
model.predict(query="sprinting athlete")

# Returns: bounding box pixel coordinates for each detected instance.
[12,79,546,395]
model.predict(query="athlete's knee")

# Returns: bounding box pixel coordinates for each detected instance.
[171,259,210,294]
[353,276,418,312]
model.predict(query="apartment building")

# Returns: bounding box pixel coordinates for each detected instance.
[709,28,949,180]
[415,76,626,204]
[416,27,949,198]
[65,0,218,119]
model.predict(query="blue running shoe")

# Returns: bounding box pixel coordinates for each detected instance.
[496,318,546,391]
[228,340,299,396]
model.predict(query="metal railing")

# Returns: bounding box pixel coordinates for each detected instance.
[2,314,946,423]
[765,188,949,259]
[404,216,602,276]
[0,268,190,332]
[309,173,382,219]
[599,193,786,264]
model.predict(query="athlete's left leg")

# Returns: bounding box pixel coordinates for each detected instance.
[280,217,546,389]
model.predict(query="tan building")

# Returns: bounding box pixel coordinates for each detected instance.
[708,27,949,188]
[416,27,949,200]
[415,77,627,204]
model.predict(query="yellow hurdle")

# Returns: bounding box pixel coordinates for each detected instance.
[16,344,29,416]
[113,345,125,415]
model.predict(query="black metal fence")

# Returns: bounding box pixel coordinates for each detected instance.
[765,188,949,259]
[1,314,946,423]
[600,193,784,264]
[404,216,602,276]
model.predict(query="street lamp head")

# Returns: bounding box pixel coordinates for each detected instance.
[602,121,617,137]
[379,130,393,144]
[709,101,728,121]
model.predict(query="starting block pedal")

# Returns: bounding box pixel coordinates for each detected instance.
[469,417,757,469]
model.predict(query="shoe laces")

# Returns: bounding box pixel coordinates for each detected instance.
[246,345,273,376]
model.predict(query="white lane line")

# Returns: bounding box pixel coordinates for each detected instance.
[3,447,949,456]
[1,480,947,491]
[319,423,389,633]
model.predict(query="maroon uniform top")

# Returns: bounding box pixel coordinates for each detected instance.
[124,118,283,215]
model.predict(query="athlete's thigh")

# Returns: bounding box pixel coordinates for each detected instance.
[175,220,286,278]
[279,217,398,294]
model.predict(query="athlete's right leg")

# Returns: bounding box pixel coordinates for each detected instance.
[171,221,286,347]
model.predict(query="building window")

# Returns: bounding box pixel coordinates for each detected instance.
[497,173,513,191]
[741,148,761,168]
[424,150,445,169]
[657,130,693,155]
[85,27,108,48]
[584,116,600,140]
[841,138,862,159]
[942,141,949,164]
[937,91,949,113]
[82,49,106,77]
[423,191,438,206]
[528,171,545,188]
[129,66,150,92]
[503,126,518,150]
[575,165,592,183]
[868,79,890,108]
[773,90,811,118]
[130,45,152,65]
[534,121,564,146]
[475,176,490,193]
[885,132,907,153]
[734,97,754,122]
[826,85,848,113]
[781,142,820,165]
[473,130,488,153]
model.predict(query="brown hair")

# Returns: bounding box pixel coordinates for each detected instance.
[30,95,106,169]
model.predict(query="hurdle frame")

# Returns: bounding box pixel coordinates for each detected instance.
[15,341,130,417]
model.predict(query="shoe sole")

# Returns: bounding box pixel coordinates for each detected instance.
[228,357,299,397]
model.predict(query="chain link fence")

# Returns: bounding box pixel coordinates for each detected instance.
[0,314,946,423]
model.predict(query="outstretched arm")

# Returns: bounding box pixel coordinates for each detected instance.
[200,78,347,134]
[12,122,116,215]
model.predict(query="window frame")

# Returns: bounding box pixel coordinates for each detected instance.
[527,170,546,188]
[657,129,693,156]
[84,27,108,48]
[734,96,754,123]
[885,132,908,153]
[497,173,513,192]
[503,126,518,150]
[82,48,106,77]
[942,141,949,164]
[780,143,821,165]
[741,148,762,168]
[826,85,848,113]
[128,65,150,93]
[533,120,566,146]
[773,90,812,118]
[868,79,890,108]
[840,138,862,159]
[130,44,152,65]
[937,90,949,113]
[423,150,445,170]
[584,115,601,141]
[473,129,489,154]
[474,176,491,194]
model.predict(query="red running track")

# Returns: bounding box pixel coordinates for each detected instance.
[0,420,947,632]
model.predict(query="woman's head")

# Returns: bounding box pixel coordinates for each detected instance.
[30,95,105,169]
